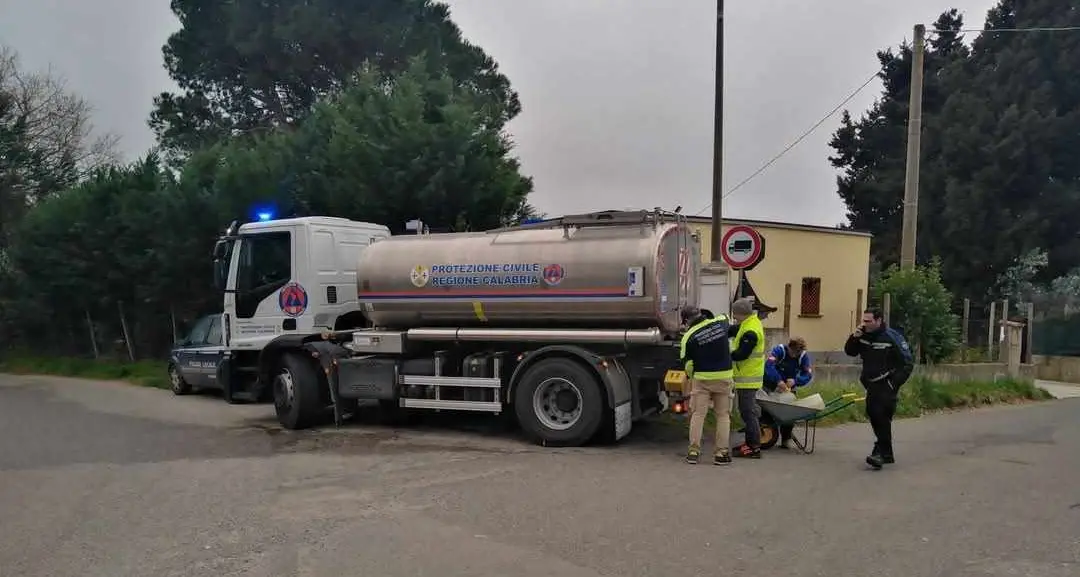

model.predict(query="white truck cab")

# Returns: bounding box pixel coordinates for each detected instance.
[211,216,390,400]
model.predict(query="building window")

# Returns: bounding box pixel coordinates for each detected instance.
[800,277,822,317]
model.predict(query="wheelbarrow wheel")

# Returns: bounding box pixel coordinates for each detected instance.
[759,413,780,450]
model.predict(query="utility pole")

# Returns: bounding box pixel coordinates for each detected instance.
[699,0,731,316]
[710,0,725,263]
[899,24,926,271]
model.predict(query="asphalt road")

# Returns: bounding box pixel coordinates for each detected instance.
[1,374,1078,577]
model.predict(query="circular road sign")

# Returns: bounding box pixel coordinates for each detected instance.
[720,225,765,270]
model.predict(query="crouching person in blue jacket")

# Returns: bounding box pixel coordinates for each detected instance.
[763,336,813,449]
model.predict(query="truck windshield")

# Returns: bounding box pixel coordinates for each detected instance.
[235,231,293,318]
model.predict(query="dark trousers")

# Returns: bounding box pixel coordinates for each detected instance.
[762,382,795,444]
[779,423,795,443]
[864,380,899,456]
[736,389,761,448]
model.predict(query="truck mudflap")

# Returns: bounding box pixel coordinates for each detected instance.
[301,340,354,426]
[614,401,633,441]
[598,357,634,441]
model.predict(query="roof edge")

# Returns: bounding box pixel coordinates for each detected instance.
[529,211,872,238]
[691,216,872,238]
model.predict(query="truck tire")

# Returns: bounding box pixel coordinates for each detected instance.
[514,357,604,447]
[273,352,325,430]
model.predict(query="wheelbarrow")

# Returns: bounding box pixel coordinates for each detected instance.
[756,392,864,454]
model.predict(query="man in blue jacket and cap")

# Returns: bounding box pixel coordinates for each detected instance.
[763,336,814,449]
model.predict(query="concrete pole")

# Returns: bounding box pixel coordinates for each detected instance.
[899,24,926,271]
[699,0,731,317]
[709,0,726,264]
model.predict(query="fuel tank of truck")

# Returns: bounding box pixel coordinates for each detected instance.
[356,213,701,334]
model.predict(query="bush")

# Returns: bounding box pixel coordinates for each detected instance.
[873,260,961,363]
[0,354,170,389]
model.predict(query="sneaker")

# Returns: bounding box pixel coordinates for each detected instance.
[869,443,895,466]
[866,454,884,470]
[734,444,762,459]
[686,446,701,465]
[714,451,732,466]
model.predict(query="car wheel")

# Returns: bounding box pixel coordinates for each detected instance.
[169,364,192,396]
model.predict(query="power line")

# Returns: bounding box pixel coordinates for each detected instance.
[690,24,1080,218]
[692,71,879,216]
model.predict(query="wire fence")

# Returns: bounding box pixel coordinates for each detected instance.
[940,296,1076,362]
[879,296,1031,364]
[1029,294,1080,357]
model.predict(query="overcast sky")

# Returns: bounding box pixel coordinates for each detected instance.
[0,0,997,227]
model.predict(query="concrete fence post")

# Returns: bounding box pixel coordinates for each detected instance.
[961,298,970,362]
[998,299,1010,362]
[1025,302,1034,364]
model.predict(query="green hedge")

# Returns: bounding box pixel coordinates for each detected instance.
[677,376,1052,431]
[0,355,170,389]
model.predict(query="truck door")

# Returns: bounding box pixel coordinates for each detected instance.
[230,230,297,350]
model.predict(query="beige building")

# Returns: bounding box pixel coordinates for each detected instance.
[689,217,872,352]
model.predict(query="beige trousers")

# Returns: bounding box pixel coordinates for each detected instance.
[687,377,733,454]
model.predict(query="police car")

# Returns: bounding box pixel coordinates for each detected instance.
[168,313,228,399]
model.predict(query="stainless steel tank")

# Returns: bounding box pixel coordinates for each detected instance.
[356,213,701,334]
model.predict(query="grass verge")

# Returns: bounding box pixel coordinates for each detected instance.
[0,354,171,389]
[668,376,1054,432]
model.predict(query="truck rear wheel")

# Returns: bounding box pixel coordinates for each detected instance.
[514,357,604,447]
[273,352,325,430]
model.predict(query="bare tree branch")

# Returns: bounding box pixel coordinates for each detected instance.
[0,45,121,182]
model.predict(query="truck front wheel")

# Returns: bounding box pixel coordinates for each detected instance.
[273,352,325,430]
[514,357,604,447]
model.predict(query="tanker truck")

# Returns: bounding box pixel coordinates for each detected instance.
[209,209,700,446]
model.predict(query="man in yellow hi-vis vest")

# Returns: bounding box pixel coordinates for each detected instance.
[730,298,765,459]
[679,306,736,465]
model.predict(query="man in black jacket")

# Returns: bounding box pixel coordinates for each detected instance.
[679,306,736,465]
[844,308,915,469]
